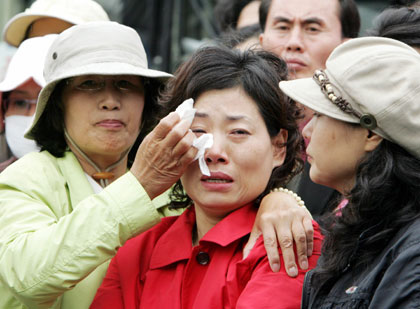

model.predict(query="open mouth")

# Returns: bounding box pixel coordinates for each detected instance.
[203,178,233,183]
[201,172,233,183]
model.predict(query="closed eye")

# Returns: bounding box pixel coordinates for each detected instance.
[231,129,250,135]
[191,128,207,136]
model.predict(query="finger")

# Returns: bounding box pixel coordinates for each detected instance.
[303,215,314,256]
[152,112,181,140]
[262,225,281,273]
[243,226,261,259]
[171,130,195,158]
[163,118,192,148]
[177,145,199,168]
[291,220,308,270]
[277,227,298,277]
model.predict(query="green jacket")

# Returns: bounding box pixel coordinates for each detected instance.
[0,151,180,308]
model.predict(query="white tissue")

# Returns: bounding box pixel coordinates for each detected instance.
[175,98,196,125]
[176,98,214,176]
[192,134,213,176]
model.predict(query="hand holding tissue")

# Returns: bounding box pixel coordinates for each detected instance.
[175,98,213,176]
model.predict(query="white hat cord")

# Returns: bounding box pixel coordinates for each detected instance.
[64,128,130,188]
[175,98,213,176]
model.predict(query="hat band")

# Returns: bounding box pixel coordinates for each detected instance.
[313,69,377,130]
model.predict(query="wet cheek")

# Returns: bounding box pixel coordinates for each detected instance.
[180,164,201,197]
[238,147,269,171]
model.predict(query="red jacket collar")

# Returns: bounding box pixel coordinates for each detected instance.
[150,203,257,269]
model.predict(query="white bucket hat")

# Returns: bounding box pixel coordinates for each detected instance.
[25,21,172,139]
[3,0,109,47]
[279,37,420,159]
[0,34,57,92]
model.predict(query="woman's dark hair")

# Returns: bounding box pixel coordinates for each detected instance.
[31,81,67,156]
[366,6,420,47]
[158,45,303,209]
[1,92,10,117]
[390,0,420,6]
[214,0,261,33]
[259,0,360,38]
[218,23,262,49]
[31,77,164,165]
[313,140,420,283]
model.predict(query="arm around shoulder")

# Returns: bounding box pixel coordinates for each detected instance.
[236,223,322,308]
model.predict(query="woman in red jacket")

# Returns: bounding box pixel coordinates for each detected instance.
[91,46,322,308]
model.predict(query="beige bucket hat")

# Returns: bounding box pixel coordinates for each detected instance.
[25,21,172,139]
[279,36,420,159]
[3,0,110,47]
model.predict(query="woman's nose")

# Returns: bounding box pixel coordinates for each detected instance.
[302,117,314,141]
[98,85,121,110]
[204,136,229,164]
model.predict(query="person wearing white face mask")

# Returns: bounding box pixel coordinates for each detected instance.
[0,34,57,172]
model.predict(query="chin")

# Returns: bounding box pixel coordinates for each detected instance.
[294,70,312,79]
[308,168,323,186]
[195,198,242,213]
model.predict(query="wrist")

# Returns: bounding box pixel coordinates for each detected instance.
[270,187,305,207]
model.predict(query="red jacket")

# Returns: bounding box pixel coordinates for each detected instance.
[92,204,322,308]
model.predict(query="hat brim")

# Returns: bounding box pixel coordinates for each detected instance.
[24,62,172,139]
[3,13,76,47]
[279,78,359,124]
[0,76,42,93]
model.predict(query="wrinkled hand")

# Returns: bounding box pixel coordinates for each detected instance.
[130,112,198,199]
[243,191,314,277]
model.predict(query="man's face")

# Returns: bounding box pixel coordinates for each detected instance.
[260,0,344,79]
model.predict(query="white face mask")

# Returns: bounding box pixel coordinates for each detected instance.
[5,115,40,158]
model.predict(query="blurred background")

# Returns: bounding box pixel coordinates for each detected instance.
[0,0,415,77]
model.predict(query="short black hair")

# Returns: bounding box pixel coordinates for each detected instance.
[259,0,360,38]
[158,45,303,208]
[367,6,420,47]
[218,23,262,49]
[214,0,261,32]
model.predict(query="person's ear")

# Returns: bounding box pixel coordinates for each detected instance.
[271,129,288,168]
[259,32,265,45]
[364,130,383,152]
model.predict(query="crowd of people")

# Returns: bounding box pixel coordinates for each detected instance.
[0,0,419,308]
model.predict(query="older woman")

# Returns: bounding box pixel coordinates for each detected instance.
[280,37,420,308]
[92,46,323,308]
[0,22,312,308]
[0,21,186,309]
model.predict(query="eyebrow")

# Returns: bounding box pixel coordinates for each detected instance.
[195,112,247,121]
[273,16,325,26]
